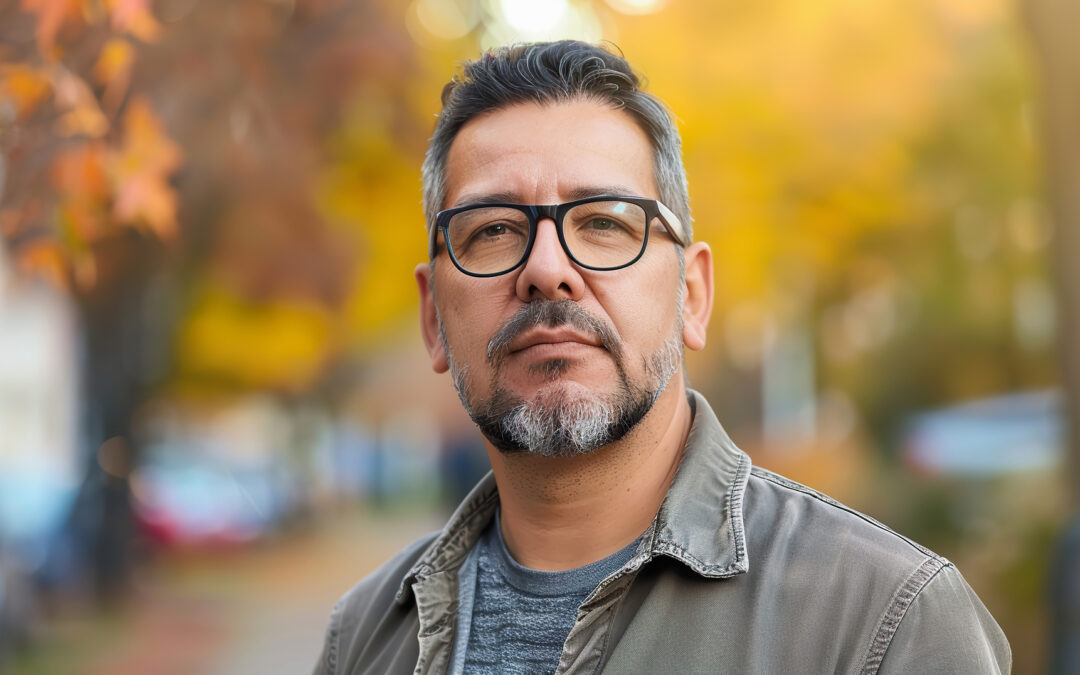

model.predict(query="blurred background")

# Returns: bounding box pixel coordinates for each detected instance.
[0,0,1078,672]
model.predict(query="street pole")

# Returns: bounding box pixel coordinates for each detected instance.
[1022,0,1080,672]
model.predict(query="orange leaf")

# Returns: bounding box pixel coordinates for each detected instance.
[112,173,179,239]
[0,65,53,118]
[92,37,134,114]
[51,67,109,138]
[104,0,161,43]
[15,240,69,290]
[55,105,109,137]
[107,98,183,239]
[19,0,84,57]
[112,97,183,176]
[51,142,109,197]
[51,143,110,243]
[92,38,134,86]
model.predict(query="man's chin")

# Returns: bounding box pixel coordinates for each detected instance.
[467,379,656,458]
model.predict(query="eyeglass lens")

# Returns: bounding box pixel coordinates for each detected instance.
[446,200,649,275]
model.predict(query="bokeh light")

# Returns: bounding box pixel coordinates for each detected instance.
[409,0,479,42]
[604,0,667,15]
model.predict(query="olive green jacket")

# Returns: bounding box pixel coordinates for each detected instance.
[314,391,1010,674]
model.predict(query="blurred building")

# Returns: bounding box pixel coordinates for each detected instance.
[0,241,80,656]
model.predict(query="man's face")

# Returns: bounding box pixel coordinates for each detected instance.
[419,99,688,456]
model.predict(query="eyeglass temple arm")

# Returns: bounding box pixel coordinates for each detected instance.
[656,201,690,247]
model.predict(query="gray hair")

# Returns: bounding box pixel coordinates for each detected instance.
[421,40,692,241]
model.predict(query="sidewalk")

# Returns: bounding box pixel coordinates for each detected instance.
[12,506,443,675]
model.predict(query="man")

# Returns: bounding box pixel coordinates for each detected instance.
[315,41,1010,674]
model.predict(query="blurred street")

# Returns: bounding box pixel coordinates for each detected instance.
[2,0,1078,671]
[10,508,443,675]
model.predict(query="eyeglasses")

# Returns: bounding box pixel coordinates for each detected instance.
[430,196,688,278]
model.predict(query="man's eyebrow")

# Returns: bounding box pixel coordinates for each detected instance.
[451,185,641,208]
[562,185,640,201]
[451,191,522,207]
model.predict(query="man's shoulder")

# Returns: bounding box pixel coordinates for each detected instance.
[741,467,1010,671]
[738,464,960,632]
[744,465,941,569]
[699,465,1010,671]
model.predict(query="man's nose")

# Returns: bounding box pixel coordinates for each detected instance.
[514,218,586,302]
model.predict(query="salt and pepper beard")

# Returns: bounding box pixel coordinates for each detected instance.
[438,299,684,458]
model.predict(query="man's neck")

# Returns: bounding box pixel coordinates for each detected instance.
[486,384,694,571]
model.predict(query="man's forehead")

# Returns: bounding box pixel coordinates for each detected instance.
[442,100,656,210]
[449,184,643,208]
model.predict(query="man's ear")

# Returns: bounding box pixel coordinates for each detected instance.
[415,263,449,373]
[681,242,714,351]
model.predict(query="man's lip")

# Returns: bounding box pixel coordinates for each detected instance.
[508,328,603,354]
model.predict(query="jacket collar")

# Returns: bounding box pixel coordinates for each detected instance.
[646,389,750,577]
[396,389,750,603]
[395,470,499,603]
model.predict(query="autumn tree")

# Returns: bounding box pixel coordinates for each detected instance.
[1,0,184,598]
[0,0,429,597]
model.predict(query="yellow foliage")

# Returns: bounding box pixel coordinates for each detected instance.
[604,0,958,316]
[315,104,429,349]
[177,285,335,392]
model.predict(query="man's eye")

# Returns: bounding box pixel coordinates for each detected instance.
[481,223,508,237]
[589,218,617,231]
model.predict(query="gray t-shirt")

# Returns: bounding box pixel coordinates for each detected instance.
[452,512,641,674]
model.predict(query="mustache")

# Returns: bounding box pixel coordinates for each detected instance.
[486,300,623,366]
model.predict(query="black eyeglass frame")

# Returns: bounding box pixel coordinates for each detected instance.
[429,195,689,278]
